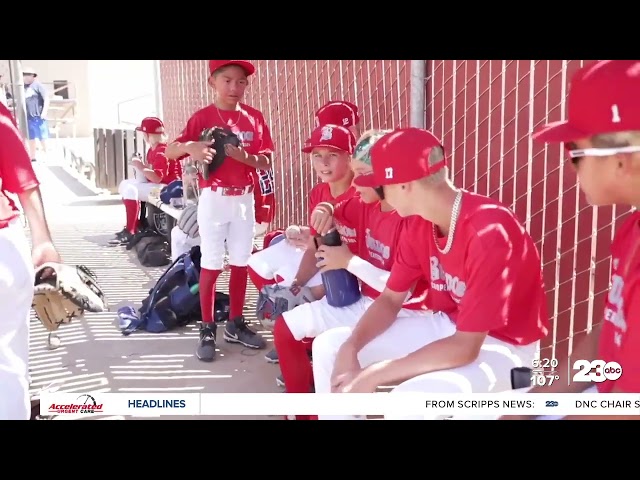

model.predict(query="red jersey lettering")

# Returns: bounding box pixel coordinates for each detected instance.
[387,191,548,346]
[0,103,39,229]
[254,168,276,224]
[173,103,274,189]
[597,212,640,393]
[335,197,428,309]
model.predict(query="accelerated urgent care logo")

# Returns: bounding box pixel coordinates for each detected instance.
[48,394,104,414]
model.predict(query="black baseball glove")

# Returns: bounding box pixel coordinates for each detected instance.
[199,127,241,180]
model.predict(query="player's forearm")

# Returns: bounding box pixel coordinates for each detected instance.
[18,187,54,246]
[348,293,402,352]
[346,255,390,293]
[143,169,162,183]
[293,240,320,286]
[237,153,271,170]
[165,142,191,160]
[530,325,602,394]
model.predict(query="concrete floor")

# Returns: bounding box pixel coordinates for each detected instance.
[28,154,281,420]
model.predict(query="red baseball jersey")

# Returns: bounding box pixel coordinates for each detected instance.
[147,143,182,184]
[0,103,39,229]
[597,211,640,393]
[309,182,358,253]
[253,168,276,224]
[335,197,429,310]
[173,103,274,189]
[387,191,549,346]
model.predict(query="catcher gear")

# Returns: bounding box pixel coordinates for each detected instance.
[178,204,199,238]
[199,127,241,180]
[32,263,107,333]
[256,284,315,330]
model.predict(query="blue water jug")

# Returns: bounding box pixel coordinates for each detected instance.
[320,230,361,307]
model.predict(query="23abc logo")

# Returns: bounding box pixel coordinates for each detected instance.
[573,360,623,383]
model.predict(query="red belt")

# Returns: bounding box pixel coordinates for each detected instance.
[209,185,254,196]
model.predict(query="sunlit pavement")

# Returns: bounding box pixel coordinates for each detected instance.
[28,155,280,420]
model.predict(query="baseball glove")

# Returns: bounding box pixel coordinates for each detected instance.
[32,263,108,332]
[177,204,199,238]
[199,127,241,180]
[256,284,315,330]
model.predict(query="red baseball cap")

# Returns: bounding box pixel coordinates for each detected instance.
[209,60,255,77]
[533,60,640,144]
[136,117,165,134]
[315,101,360,128]
[302,124,356,154]
[354,128,446,188]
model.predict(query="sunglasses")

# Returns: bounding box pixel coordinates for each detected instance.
[566,145,640,166]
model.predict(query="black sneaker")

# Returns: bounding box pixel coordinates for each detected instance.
[223,316,266,349]
[265,348,279,363]
[114,227,128,238]
[108,230,133,246]
[196,323,217,362]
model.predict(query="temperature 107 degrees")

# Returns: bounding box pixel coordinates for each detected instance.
[530,358,560,387]
[530,372,560,386]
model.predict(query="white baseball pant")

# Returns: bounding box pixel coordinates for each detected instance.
[312,312,537,420]
[247,239,323,288]
[283,294,430,343]
[118,179,165,201]
[0,219,35,420]
[170,226,201,262]
[197,187,255,270]
[127,164,150,183]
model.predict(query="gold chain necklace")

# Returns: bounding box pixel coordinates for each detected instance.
[215,104,241,128]
[432,190,463,255]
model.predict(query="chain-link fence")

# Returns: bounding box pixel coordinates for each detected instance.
[159,59,626,362]
[427,60,630,361]
[160,60,410,228]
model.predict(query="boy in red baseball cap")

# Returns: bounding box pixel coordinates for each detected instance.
[248,124,359,372]
[110,116,181,246]
[248,104,361,366]
[311,127,549,419]
[315,101,360,136]
[165,60,275,361]
[502,60,640,420]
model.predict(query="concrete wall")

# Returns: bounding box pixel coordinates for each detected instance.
[87,60,157,129]
[0,60,158,137]
[1,59,91,137]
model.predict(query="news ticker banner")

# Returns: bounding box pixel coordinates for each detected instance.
[40,392,640,418]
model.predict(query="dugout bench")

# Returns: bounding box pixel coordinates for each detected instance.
[141,189,184,247]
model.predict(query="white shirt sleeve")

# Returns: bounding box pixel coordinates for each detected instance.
[346,255,390,294]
